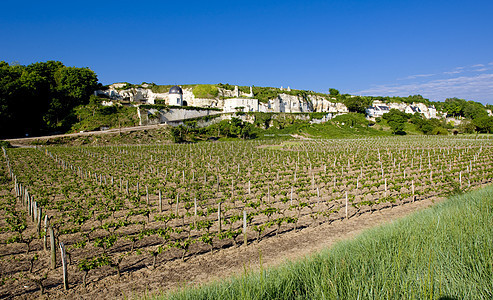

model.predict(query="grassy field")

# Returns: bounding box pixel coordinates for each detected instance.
[160,185,493,300]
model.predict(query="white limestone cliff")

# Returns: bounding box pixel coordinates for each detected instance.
[96,84,349,114]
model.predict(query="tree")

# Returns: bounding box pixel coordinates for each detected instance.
[383,109,409,135]
[329,88,340,96]
[411,114,434,134]
[463,101,487,120]
[55,67,98,101]
[0,61,99,138]
[473,116,493,133]
[343,96,371,114]
[458,120,476,134]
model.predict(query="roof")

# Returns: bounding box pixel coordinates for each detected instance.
[169,86,183,94]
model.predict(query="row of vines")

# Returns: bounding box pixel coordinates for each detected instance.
[1,135,493,297]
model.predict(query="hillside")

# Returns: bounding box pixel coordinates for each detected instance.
[2,60,493,140]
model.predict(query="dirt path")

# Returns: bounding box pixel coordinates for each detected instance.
[4,124,169,147]
[26,196,441,300]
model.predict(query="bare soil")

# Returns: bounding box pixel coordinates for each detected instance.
[1,195,441,300]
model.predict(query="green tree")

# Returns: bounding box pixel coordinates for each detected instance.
[383,109,409,135]
[329,88,340,96]
[458,120,476,134]
[463,101,487,120]
[0,61,99,138]
[343,96,371,114]
[410,114,434,134]
[473,116,493,133]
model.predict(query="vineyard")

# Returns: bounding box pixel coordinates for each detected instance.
[1,135,493,298]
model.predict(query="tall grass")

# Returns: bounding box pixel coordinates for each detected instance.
[158,185,493,300]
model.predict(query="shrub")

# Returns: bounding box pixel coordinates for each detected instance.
[431,127,449,135]
[333,113,369,127]
[0,140,12,148]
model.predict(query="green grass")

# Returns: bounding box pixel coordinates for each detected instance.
[70,104,138,133]
[302,122,389,138]
[157,185,493,300]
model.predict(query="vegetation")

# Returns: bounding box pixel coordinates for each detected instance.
[164,184,493,300]
[70,96,139,133]
[246,112,386,139]
[0,61,99,138]
[168,105,222,112]
[341,96,372,114]
[2,136,493,297]
[382,109,409,135]
[171,118,256,142]
[435,97,488,119]
[1,60,492,141]
[329,88,340,96]
[192,85,219,99]
[410,114,451,135]
[250,86,322,104]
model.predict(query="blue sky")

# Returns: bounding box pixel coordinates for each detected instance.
[1,0,493,104]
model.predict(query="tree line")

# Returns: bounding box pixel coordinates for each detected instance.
[328,88,493,134]
[0,61,99,138]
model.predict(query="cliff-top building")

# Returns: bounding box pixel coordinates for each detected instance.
[168,86,183,106]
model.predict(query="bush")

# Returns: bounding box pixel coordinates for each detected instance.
[343,96,371,114]
[458,120,476,134]
[217,83,235,91]
[473,116,493,133]
[382,109,411,135]
[333,113,369,127]
[0,140,12,148]
[431,127,449,135]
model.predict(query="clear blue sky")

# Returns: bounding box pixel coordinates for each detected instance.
[2,0,493,104]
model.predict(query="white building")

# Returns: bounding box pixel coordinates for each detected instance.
[366,105,390,118]
[168,86,183,106]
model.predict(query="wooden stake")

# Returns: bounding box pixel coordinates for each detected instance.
[382,178,386,197]
[194,198,197,217]
[146,186,149,205]
[345,191,348,219]
[59,242,69,290]
[290,186,293,206]
[218,202,222,233]
[37,208,42,235]
[243,210,247,246]
[412,180,415,202]
[175,194,179,216]
[43,215,48,252]
[49,227,56,269]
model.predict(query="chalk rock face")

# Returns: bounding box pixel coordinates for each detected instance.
[308,95,348,113]
[181,88,195,105]
[96,83,350,114]
[309,95,337,112]
[96,85,168,104]
[309,95,325,112]
[271,93,311,113]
